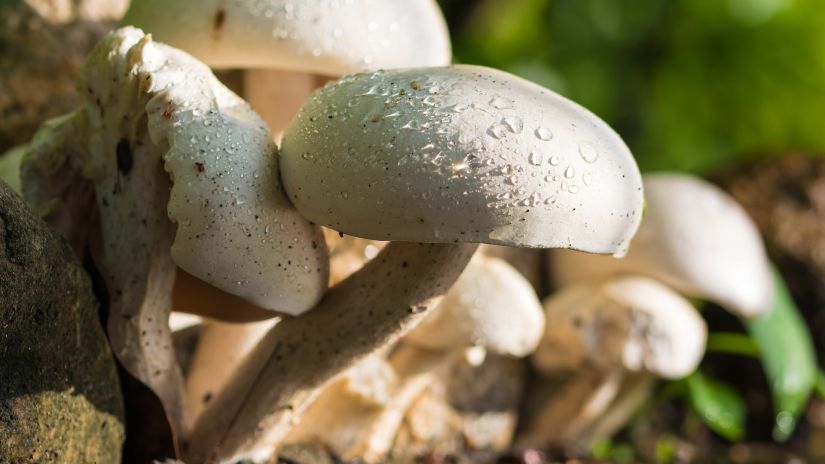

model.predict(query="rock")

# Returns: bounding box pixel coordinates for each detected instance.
[0,180,124,462]
[0,0,128,153]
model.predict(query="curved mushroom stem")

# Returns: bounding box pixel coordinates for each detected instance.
[283,344,450,462]
[184,241,478,463]
[185,318,279,423]
[576,372,656,450]
[516,368,625,450]
[243,69,323,140]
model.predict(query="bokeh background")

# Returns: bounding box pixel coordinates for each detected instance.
[439,0,825,174]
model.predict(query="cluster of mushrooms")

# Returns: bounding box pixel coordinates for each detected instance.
[2,0,776,462]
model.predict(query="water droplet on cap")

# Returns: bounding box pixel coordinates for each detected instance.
[535,126,553,141]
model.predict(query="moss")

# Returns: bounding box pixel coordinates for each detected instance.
[0,181,124,462]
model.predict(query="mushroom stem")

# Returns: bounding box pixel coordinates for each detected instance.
[576,372,656,449]
[185,241,478,463]
[243,69,323,140]
[284,344,450,463]
[185,318,279,423]
[516,369,624,449]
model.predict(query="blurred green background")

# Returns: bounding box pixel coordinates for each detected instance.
[438,0,825,174]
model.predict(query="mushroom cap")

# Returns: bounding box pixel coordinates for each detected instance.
[551,173,774,318]
[405,254,545,357]
[281,65,644,256]
[532,276,707,379]
[78,27,328,315]
[121,0,450,74]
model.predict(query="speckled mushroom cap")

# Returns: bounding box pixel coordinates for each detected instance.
[121,0,450,74]
[405,254,545,357]
[57,27,328,315]
[532,276,707,379]
[281,65,644,255]
[551,173,773,318]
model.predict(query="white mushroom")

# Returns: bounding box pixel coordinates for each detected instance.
[187,65,644,462]
[122,0,452,136]
[392,352,528,458]
[282,65,643,254]
[283,347,438,463]
[20,27,328,437]
[121,0,450,73]
[185,318,279,422]
[406,254,545,358]
[283,254,543,461]
[552,173,774,318]
[520,276,707,449]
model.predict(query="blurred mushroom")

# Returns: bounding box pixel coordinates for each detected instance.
[122,0,452,136]
[185,318,279,422]
[391,352,528,459]
[406,254,545,359]
[20,27,328,438]
[186,65,644,462]
[519,276,707,450]
[551,173,774,318]
[283,254,543,462]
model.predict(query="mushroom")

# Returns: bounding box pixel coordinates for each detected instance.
[182,231,386,424]
[405,254,545,359]
[184,318,279,422]
[121,0,452,135]
[20,27,328,437]
[391,351,528,459]
[185,64,644,462]
[282,254,544,462]
[551,173,774,318]
[519,276,707,450]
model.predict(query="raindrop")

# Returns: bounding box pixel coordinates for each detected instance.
[487,124,507,139]
[564,166,575,179]
[502,116,523,134]
[489,96,513,110]
[535,126,553,141]
[549,155,561,166]
[583,173,593,186]
[528,151,543,166]
[579,142,600,163]
[402,120,421,130]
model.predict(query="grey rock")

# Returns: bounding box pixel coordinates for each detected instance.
[0,180,124,462]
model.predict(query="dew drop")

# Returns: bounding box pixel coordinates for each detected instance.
[528,151,543,166]
[583,173,593,186]
[489,96,513,110]
[487,124,507,139]
[502,116,523,134]
[535,126,553,141]
[549,155,561,166]
[564,166,576,179]
[579,142,600,163]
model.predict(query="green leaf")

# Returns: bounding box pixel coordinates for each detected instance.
[745,269,818,441]
[705,332,760,357]
[816,370,825,400]
[686,371,745,441]
[0,145,25,194]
